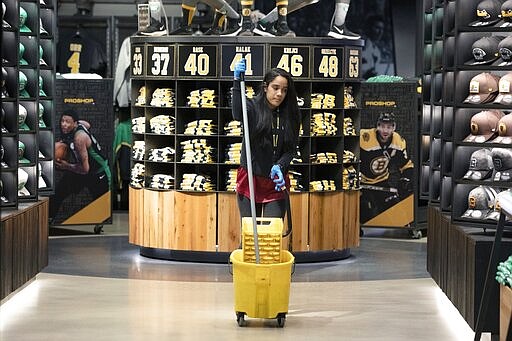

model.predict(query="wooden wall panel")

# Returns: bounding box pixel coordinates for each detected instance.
[217,192,240,252]
[174,192,216,251]
[38,199,49,270]
[0,218,14,300]
[1,198,48,301]
[128,187,144,245]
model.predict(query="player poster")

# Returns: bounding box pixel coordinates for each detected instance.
[359,82,419,227]
[51,79,113,225]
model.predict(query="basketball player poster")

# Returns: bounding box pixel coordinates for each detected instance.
[51,78,113,226]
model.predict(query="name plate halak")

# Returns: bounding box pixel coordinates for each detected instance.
[313,47,343,79]
[131,45,145,77]
[269,45,310,78]
[146,45,174,77]
[220,45,264,78]
[178,45,217,78]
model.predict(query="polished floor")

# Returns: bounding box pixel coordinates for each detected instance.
[0,213,492,340]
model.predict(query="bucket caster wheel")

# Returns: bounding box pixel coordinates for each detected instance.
[277,313,286,327]
[236,312,245,327]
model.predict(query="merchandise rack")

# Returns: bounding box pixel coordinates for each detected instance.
[422,0,512,229]
[423,0,512,335]
[1,0,56,209]
[129,35,363,263]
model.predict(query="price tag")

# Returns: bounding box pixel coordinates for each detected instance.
[344,47,361,79]
[131,45,145,77]
[146,45,174,77]
[220,44,264,78]
[313,47,343,79]
[178,45,217,78]
[269,45,310,78]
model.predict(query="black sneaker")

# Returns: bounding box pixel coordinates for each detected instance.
[221,17,242,36]
[328,24,360,40]
[275,21,296,37]
[169,25,193,35]
[139,19,167,36]
[204,26,222,35]
[238,21,254,36]
[253,20,276,37]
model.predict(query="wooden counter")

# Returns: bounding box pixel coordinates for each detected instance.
[129,188,359,262]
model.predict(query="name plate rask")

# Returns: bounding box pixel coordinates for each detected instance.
[178,45,218,78]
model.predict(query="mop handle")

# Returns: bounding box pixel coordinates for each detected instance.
[239,68,260,264]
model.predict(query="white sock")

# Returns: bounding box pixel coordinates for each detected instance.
[333,1,350,26]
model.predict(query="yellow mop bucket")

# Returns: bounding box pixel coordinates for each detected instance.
[241,217,283,264]
[230,249,294,327]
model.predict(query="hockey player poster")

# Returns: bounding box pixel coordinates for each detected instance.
[359,82,419,227]
[51,79,113,226]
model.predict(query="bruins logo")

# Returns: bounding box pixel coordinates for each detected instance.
[279,7,287,16]
[471,122,479,134]
[362,131,370,142]
[242,8,251,16]
[469,195,477,209]
[370,155,389,175]
[499,122,507,135]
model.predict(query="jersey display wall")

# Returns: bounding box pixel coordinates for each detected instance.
[56,21,108,77]
[52,78,113,225]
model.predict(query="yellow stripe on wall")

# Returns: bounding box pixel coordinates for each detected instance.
[62,191,111,225]
[363,195,414,227]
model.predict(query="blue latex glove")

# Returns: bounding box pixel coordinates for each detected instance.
[234,58,246,80]
[270,164,285,191]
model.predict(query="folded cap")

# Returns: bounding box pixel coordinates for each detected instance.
[469,0,502,27]
[38,76,46,96]
[17,168,30,196]
[18,104,29,130]
[491,147,512,169]
[19,42,28,65]
[2,2,10,29]
[501,0,512,21]
[19,6,31,33]
[38,103,46,127]
[464,72,500,104]
[465,36,502,65]
[497,36,512,66]
[464,110,503,142]
[462,186,497,219]
[18,141,30,164]
[39,18,48,35]
[485,190,512,220]
[494,73,512,105]
[39,45,47,66]
[491,113,512,143]
[463,148,494,180]
[19,71,30,98]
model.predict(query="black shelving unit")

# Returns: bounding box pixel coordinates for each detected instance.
[1,0,56,209]
[424,0,512,336]
[129,36,363,194]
